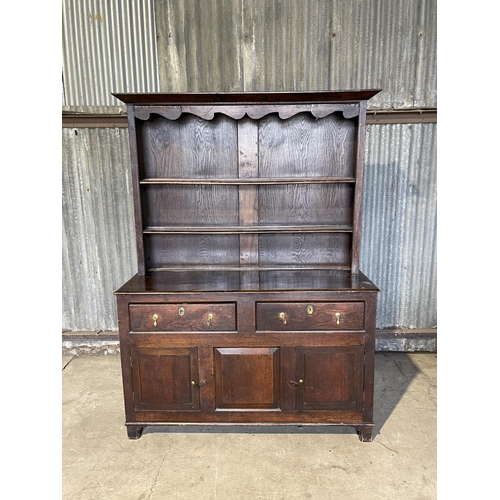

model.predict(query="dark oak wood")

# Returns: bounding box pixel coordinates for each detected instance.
[126,426,143,439]
[295,346,364,411]
[214,347,281,410]
[129,303,236,332]
[113,91,381,440]
[112,90,382,105]
[256,301,365,331]
[131,346,200,411]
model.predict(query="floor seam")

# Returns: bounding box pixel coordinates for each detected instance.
[62,355,76,371]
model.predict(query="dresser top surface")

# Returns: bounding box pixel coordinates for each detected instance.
[115,270,380,294]
[112,90,382,105]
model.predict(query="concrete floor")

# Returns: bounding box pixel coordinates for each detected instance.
[62,352,436,500]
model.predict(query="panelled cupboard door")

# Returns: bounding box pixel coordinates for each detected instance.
[295,346,364,411]
[214,347,281,410]
[131,346,200,411]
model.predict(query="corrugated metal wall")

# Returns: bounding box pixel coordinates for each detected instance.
[62,128,137,330]
[62,0,160,112]
[362,123,437,329]
[62,0,437,332]
[156,0,436,108]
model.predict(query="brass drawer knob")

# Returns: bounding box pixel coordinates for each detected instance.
[279,312,287,324]
[178,307,185,316]
[207,313,213,326]
[307,305,314,315]
[191,380,207,388]
[152,314,158,327]
[335,312,341,325]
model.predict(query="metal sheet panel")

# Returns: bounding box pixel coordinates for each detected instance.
[156,0,437,109]
[361,123,437,329]
[62,0,160,111]
[62,127,137,331]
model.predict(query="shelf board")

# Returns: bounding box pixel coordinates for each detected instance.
[143,225,353,234]
[140,177,356,185]
[147,264,352,272]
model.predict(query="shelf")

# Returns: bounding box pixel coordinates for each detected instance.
[147,264,352,272]
[143,225,353,234]
[139,177,356,185]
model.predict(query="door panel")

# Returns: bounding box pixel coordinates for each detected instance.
[131,346,200,411]
[214,347,281,410]
[295,346,364,411]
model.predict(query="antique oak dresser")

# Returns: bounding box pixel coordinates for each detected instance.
[113,90,381,441]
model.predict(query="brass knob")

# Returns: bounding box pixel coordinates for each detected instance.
[299,379,304,384]
[207,313,213,326]
[335,312,341,325]
[279,312,287,324]
[178,307,185,316]
[191,380,207,388]
[152,314,158,327]
[307,305,314,315]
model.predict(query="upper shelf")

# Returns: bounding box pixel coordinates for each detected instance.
[139,177,356,185]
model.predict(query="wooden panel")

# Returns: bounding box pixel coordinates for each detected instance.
[259,233,351,267]
[296,346,364,411]
[352,101,367,274]
[258,113,356,178]
[131,346,199,411]
[129,303,236,332]
[258,184,353,225]
[143,185,239,226]
[145,234,240,268]
[127,105,146,274]
[256,301,365,331]
[238,117,259,272]
[214,347,281,410]
[139,113,238,178]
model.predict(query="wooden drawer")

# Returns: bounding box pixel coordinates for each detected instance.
[129,303,236,332]
[256,301,364,331]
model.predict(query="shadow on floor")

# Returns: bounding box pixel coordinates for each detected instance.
[141,352,422,439]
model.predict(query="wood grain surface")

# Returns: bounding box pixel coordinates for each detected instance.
[258,233,351,266]
[258,113,356,178]
[139,114,238,178]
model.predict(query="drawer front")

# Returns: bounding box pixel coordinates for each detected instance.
[256,302,364,331]
[129,303,236,332]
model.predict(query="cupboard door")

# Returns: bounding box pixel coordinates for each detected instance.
[131,346,200,411]
[214,347,281,410]
[295,346,364,411]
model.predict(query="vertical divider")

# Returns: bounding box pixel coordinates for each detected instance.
[237,117,260,287]
[351,100,367,274]
[127,104,146,274]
